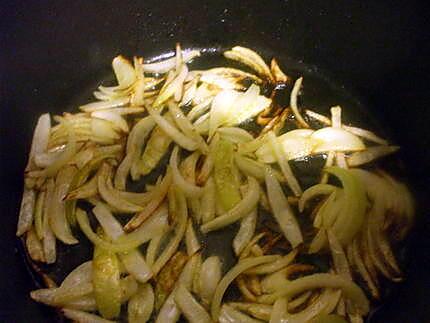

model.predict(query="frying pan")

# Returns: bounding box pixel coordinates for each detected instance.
[1,1,430,322]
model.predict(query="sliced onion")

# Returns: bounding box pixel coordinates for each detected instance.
[92,110,129,133]
[347,145,399,167]
[271,58,289,83]
[267,131,302,197]
[224,46,273,81]
[143,49,200,74]
[170,146,204,197]
[245,249,297,275]
[26,227,45,262]
[218,127,254,143]
[312,127,365,153]
[16,187,36,236]
[146,228,168,267]
[265,166,303,248]
[219,304,264,323]
[290,77,309,128]
[200,176,260,233]
[151,188,188,276]
[327,230,352,280]
[211,255,279,320]
[186,218,201,256]
[31,282,93,306]
[98,164,144,213]
[199,256,222,305]
[25,113,51,171]
[201,176,216,224]
[124,170,172,232]
[256,129,315,163]
[153,64,188,108]
[233,207,257,256]
[299,183,338,212]
[128,284,154,323]
[61,261,93,289]
[147,107,198,151]
[42,179,57,263]
[63,296,97,311]
[228,302,272,321]
[155,254,200,323]
[268,273,369,315]
[269,297,287,323]
[174,284,213,323]
[91,118,121,140]
[76,207,167,253]
[80,97,130,112]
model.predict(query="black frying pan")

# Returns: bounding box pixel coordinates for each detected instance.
[1,1,430,322]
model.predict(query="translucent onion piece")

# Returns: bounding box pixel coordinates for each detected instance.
[31,283,93,306]
[61,261,93,289]
[186,218,201,256]
[299,183,338,212]
[327,230,352,280]
[143,49,200,74]
[170,146,204,197]
[245,249,297,275]
[76,207,167,253]
[218,126,254,143]
[146,228,168,267]
[265,167,303,248]
[270,297,287,323]
[267,131,302,197]
[347,145,399,167]
[98,164,144,213]
[62,308,116,323]
[49,166,78,244]
[174,284,213,323]
[224,46,273,81]
[42,179,56,263]
[199,256,222,305]
[233,207,257,256]
[128,284,154,323]
[93,244,121,319]
[26,227,45,262]
[219,305,264,323]
[312,127,365,153]
[151,188,188,276]
[153,64,188,108]
[211,255,279,320]
[268,273,369,315]
[290,77,310,128]
[25,113,51,171]
[63,296,97,311]
[200,176,260,233]
[155,254,199,323]
[92,110,129,133]
[16,187,36,236]
[147,107,199,151]
[229,302,272,321]
[80,97,130,112]
[201,176,216,224]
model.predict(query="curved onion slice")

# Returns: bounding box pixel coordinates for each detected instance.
[228,302,272,321]
[312,127,365,153]
[92,110,129,133]
[220,304,264,323]
[16,188,36,236]
[80,97,130,112]
[299,183,338,212]
[290,77,310,128]
[143,49,200,74]
[265,166,303,248]
[267,273,369,315]
[26,113,51,171]
[256,129,315,163]
[76,207,167,253]
[175,284,213,323]
[128,284,154,323]
[155,254,199,323]
[211,255,279,320]
[98,164,144,213]
[245,249,297,275]
[170,146,204,197]
[199,256,222,305]
[200,176,260,233]
[49,166,78,244]
[224,46,273,81]
[26,227,45,262]
[218,127,254,143]
[233,207,257,256]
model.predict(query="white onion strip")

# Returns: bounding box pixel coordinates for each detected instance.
[290,77,309,128]
[174,284,213,323]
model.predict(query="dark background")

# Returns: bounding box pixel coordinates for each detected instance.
[1,1,429,322]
